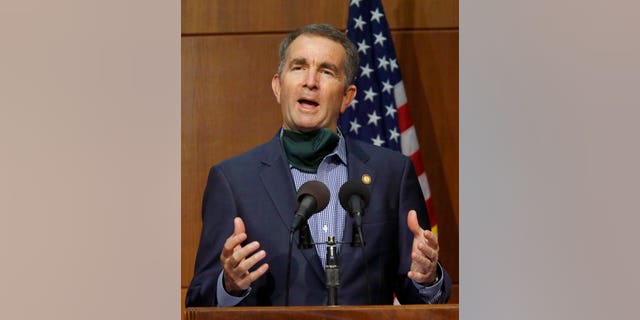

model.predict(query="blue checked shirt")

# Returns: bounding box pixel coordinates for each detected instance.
[289,131,349,268]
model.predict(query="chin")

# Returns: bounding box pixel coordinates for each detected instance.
[291,121,322,132]
[294,126,320,133]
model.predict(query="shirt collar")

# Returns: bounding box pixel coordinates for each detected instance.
[333,129,348,165]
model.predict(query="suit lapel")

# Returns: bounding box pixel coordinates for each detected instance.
[345,138,375,209]
[340,139,376,272]
[258,136,297,231]
[258,135,325,282]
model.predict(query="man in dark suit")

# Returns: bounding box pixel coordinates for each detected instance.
[186,24,451,307]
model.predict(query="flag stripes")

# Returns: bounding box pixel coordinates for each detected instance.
[342,0,438,234]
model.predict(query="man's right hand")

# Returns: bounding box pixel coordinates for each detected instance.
[220,217,269,296]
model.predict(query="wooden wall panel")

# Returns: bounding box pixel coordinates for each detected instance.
[182,0,459,304]
[182,0,346,34]
[182,0,458,34]
[182,34,284,288]
[382,0,458,29]
[393,30,459,279]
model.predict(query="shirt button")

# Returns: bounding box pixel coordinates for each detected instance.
[322,225,328,233]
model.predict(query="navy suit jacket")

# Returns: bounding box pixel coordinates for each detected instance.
[186,135,451,306]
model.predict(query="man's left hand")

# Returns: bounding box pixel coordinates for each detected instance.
[407,209,439,286]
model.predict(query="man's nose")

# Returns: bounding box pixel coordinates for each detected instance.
[303,69,319,89]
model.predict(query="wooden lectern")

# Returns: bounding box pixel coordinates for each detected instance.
[186,304,459,320]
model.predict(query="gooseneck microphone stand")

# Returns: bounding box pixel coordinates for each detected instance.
[325,236,340,306]
[287,226,365,306]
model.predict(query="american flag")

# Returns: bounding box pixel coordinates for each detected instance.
[339,0,438,235]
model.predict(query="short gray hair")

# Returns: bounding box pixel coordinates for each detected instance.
[277,24,359,89]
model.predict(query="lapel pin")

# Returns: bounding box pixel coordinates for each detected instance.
[361,174,372,185]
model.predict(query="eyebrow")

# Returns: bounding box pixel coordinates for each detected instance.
[319,62,339,74]
[288,58,340,74]
[288,58,308,67]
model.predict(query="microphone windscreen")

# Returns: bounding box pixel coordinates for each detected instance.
[296,180,330,213]
[338,180,371,210]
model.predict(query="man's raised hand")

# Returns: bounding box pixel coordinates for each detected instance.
[220,217,269,296]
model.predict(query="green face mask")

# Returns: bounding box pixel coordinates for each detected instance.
[281,128,339,173]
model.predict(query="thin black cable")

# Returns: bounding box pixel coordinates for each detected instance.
[356,224,372,304]
[285,231,294,306]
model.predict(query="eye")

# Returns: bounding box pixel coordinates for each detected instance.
[321,69,335,76]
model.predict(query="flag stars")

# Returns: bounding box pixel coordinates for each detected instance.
[367,110,382,126]
[373,32,387,46]
[360,63,374,78]
[385,104,397,118]
[389,58,399,72]
[377,56,389,70]
[388,128,400,142]
[381,80,393,94]
[353,15,366,31]
[349,118,362,134]
[357,39,370,54]
[370,8,384,23]
[363,87,378,102]
[345,4,410,153]
[371,134,385,146]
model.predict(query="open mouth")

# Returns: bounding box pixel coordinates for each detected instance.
[298,99,319,107]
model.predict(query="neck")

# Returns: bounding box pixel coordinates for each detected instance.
[281,128,339,173]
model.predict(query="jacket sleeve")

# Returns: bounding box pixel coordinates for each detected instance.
[185,165,237,307]
[394,157,451,304]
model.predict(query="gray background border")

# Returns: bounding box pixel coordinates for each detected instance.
[2,0,639,319]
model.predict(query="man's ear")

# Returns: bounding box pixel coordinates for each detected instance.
[340,84,357,113]
[271,73,281,103]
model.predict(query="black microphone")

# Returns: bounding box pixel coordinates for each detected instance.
[338,180,370,228]
[338,179,373,304]
[290,180,330,232]
[285,180,330,306]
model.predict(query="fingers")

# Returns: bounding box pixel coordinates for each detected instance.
[227,246,268,288]
[234,261,270,289]
[414,240,438,263]
[233,217,246,236]
[420,230,439,254]
[412,248,434,266]
[408,267,436,285]
[221,217,251,257]
[409,241,438,285]
[229,242,264,273]
[406,210,423,237]
[220,218,268,294]
[422,229,439,246]
[408,217,440,285]
[221,227,247,259]
[222,243,268,293]
[408,210,439,256]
